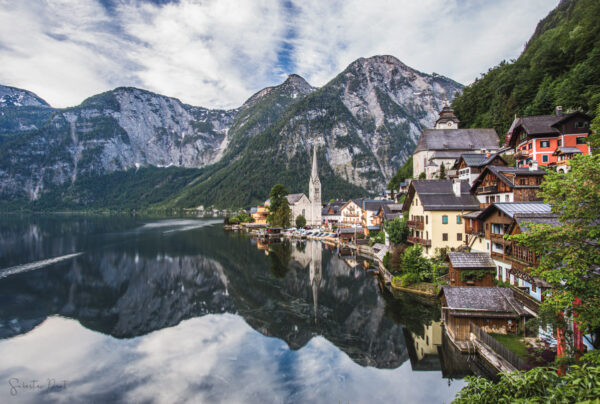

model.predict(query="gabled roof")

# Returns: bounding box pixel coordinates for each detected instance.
[454,152,507,169]
[447,252,495,269]
[402,180,480,212]
[511,213,560,233]
[471,165,546,191]
[441,286,529,317]
[377,203,403,220]
[287,193,307,205]
[362,199,394,212]
[475,202,551,221]
[507,111,592,147]
[414,129,500,153]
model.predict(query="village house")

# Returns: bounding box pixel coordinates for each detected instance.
[413,106,500,179]
[361,199,394,234]
[339,199,363,228]
[453,152,507,185]
[505,106,592,169]
[250,205,269,224]
[402,180,479,257]
[321,200,345,227]
[463,202,554,302]
[470,165,546,209]
[446,252,496,287]
[440,286,533,341]
[373,203,403,228]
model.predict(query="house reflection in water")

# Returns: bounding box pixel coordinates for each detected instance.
[404,321,443,371]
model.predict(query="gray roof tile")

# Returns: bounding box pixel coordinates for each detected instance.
[442,286,527,316]
[415,129,499,153]
[447,252,495,269]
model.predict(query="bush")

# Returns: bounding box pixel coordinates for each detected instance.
[382,252,392,270]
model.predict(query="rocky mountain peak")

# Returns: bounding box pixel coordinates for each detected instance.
[282,74,314,91]
[0,84,51,108]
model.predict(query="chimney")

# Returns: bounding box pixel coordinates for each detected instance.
[555,106,563,116]
[530,159,539,171]
[453,179,462,197]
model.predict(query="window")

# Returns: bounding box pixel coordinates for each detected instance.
[486,242,490,251]
[492,223,504,234]
[505,195,510,202]
[540,140,550,148]
[519,178,527,185]
[542,154,549,163]
[442,215,448,224]
[485,223,489,230]
[457,233,462,241]
[576,137,587,145]
[557,139,562,147]
[456,216,461,224]
[532,284,537,293]
[425,215,428,224]
[528,143,532,150]
[442,233,448,241]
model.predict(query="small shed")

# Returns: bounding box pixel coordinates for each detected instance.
[446,252,496,287]
[337,227,358,242]
[440,286,533,341]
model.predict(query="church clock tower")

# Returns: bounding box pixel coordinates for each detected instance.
[308,146,322,226]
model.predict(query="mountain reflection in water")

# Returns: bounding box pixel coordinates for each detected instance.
[0,216,469,403]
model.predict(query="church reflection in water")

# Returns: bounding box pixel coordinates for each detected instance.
[0,216,482,377]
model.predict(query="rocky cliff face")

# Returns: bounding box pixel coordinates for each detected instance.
[0,55,461,207]
[0,85,50,107]
[0,87,236,200]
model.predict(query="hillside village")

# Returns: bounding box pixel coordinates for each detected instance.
[228,103,595,373]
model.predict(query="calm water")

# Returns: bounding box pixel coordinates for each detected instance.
[0,216,470,403]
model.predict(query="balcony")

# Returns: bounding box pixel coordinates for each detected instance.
[490,234,510,245]
[407,236,431,247]
[514,150,529,160]
[407,220,424,230]
[476,185,498,194]
[465,227,484,236]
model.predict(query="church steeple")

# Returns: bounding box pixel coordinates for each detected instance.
[311,145,319,182]
[308,144,322,226]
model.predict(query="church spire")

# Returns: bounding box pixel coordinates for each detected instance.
[311,145,319,181]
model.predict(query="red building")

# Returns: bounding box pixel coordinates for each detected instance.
[505,106,591,169]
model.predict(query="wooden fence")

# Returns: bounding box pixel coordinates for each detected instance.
[470,322,527,370]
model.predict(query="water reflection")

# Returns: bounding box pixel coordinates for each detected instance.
[0,216,469,402]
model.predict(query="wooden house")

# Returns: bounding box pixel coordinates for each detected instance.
[465,202,555,302]
[453,152,507,185]
[446,252,496,287]
[373,203,403,227]
[470,165,546,209]
[505,107,591,168]
[440,286,532,341]
[551,147,583,173]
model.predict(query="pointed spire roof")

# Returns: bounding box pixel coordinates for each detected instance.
[311,145,319,181]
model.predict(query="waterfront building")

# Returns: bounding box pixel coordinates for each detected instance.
[440,286,533,341]
[339,199,363,228]
[463,202,554,301]
[504,106,592,168]
[402,180,479,257]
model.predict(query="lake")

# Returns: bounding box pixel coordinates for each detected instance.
[0,216,471,403]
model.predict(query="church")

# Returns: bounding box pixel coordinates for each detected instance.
[287,146,322,227]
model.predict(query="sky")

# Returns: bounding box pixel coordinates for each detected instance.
[0,0,560,109]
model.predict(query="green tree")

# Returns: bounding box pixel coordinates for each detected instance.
[267,184,292,227]
[384,216,409,245]
[295,214,306,228]
[418,172,426,180]
[508,155,600,362]
[402,244,432,281]
[439,162,446,179]
[388,156,413,191]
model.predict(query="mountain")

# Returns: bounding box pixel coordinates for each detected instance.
[0,87,236,202]
[0,55,461,210]
[0,85,55,135]
[161,55,462,208]
[452,0,600,141]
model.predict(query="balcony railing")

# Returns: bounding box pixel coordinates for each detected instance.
[407,236,431,247]
[466,227,484,236]
[476,185,498,194]
[407,220,424,230]
[514,150,529,160]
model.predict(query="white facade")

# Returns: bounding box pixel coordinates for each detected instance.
[339,200,362,227]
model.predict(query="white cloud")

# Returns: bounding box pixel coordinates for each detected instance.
[0,0,559,109]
